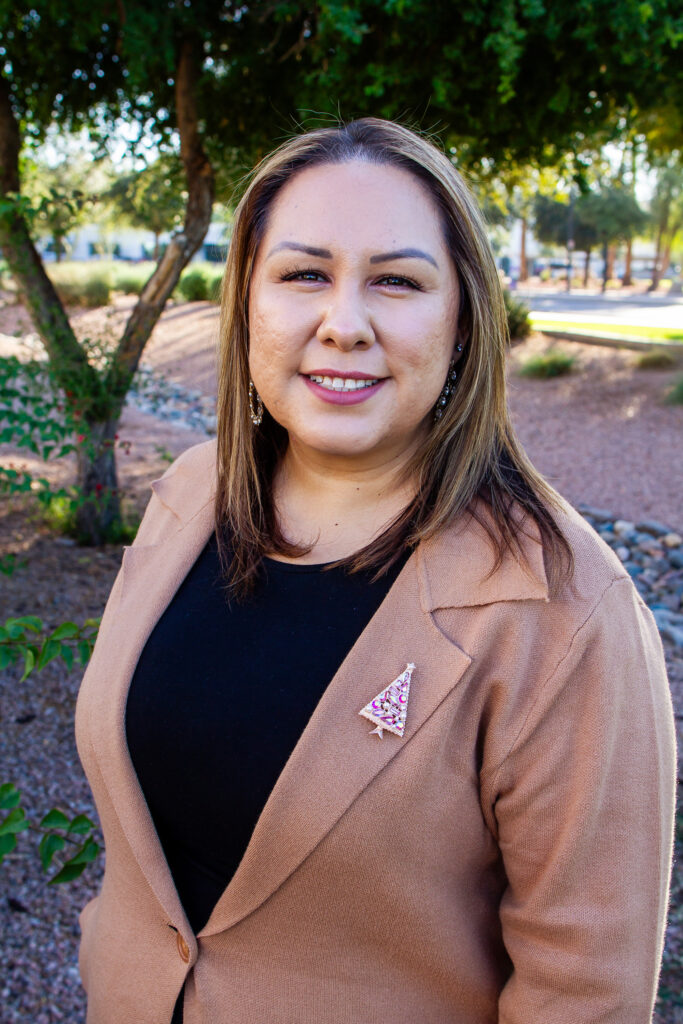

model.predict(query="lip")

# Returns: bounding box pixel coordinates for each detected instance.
[300,371,388,406]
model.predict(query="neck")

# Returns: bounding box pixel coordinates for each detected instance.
[272,443,418,563]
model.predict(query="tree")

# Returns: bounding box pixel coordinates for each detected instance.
[22,154,94,261]
[1,0,681,541]
[534,194,597,285]
[104,154,186,261]
[648,158,683,290]
[578,185,649,290]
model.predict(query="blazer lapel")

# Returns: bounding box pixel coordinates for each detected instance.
[83,495,215,928]
[200,550,472,936]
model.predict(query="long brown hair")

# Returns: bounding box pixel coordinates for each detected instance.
[215,118,572,596]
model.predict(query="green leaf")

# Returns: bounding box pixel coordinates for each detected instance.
[36,637,60,671]
[0,833,17,862]
[39,832,66,871]
[49,838,100,884]
[50,622,79,641]
[60,644,74,671]
[77,641,91,665]
[20,647,36,682]
[0,783,21,809]
[49,860,87,884]
[68,813,95,835]
[0,807,29,835]
[39,808,70,830]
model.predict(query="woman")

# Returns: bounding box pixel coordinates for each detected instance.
[75,118,676,1024]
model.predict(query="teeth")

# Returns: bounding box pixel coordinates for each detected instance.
[308,375,379,392]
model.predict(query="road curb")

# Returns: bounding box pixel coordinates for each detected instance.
[539,328,683,356]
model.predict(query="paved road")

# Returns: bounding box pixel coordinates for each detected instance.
[514,288,683,329]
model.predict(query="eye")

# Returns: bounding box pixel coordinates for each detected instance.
[280,267,327,283]
[376,274,423,290]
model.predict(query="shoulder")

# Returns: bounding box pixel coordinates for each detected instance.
[550,500,631,608]
[133,439,217,546]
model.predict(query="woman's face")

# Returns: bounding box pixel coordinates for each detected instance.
[248,160,460,470]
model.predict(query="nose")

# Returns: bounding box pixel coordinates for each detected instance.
[315,283,375,351]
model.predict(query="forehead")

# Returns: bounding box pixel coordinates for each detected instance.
[261,160,448,255]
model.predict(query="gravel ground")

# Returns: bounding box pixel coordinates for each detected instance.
[1,297,682,1021]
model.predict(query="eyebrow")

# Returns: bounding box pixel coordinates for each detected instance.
[370,248,439,269]
[267,241,439,269]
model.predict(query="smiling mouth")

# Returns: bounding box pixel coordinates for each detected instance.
[305,374,381,392]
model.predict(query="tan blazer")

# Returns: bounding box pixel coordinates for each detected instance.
[75,439,676,1024]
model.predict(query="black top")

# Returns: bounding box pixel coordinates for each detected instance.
[125,532,409,936]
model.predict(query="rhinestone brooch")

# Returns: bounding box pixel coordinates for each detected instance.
[359,663,415,739]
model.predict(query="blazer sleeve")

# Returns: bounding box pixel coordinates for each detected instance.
[488,576,676,1024]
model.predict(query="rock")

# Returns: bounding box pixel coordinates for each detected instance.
[637,519,672,537]
[613,520,636,536]
[615,546,630,562]
[662,533,683,549]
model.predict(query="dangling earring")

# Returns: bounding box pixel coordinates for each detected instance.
[249,380,263,427]
[434,359,458,422]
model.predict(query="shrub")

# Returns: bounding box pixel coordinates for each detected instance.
[634,349,679,370]
[176,263,223,303]
[111,262,156,296]
[503,290,531,341]
[47,263,111,308]
[665,374,683,405]
[519,349,576,379]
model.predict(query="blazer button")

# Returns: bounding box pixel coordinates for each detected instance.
[176,932,190,963]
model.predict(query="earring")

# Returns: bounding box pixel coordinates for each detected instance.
[434,360,458,422]
[249,380,263,426]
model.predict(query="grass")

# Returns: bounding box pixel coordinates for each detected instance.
[518,349,576,378]
[530,317,683,343]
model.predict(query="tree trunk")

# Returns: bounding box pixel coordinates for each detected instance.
[75,418,121,544]
[601,240,609,293]
[606,243,616,283]
[649,222,664,291]
[583,250,591,287]
[622,237,633,286]
[153,232,160,262]
[519,216,528,282]
[106,39,215,406]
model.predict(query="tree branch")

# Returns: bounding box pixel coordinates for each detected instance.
[108,38,215,405]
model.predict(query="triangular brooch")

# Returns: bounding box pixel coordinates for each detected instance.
[359,663,415,738]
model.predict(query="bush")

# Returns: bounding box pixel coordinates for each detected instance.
[175,263,223,303]
[111,262,156,296]
[519,349,576,379]
[665,374,683,405]
[634,349,679,370]
[503,290,531,341]
[47,262,111,308]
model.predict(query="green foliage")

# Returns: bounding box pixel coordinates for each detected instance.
[0,614,99,680]
[0,355,138,542]
[634,350,679,370]
[0,783,100,884]
[176,264,223,303]
[665,375,683,404]
[504,290,531,340]
[0,552,27,575]
[104,155,186,248]
[111,261,156,296]
[47,263,111,308]
[2,0,682,168]
[519,349,576,379]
